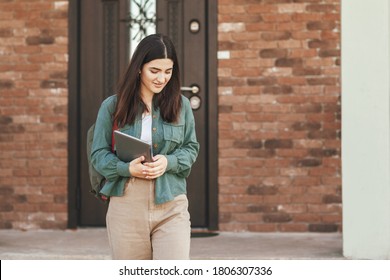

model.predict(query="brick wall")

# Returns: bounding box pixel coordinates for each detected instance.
[0,0,341,232]
[0,0,68,229]
[217,0,341,232]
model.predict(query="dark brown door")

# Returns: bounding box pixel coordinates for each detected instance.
[77,0,129,225]
[72,0,216,229]
[157,0,208,227]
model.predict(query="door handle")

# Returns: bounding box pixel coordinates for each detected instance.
[180,85,200,94]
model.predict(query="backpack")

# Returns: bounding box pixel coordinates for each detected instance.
[86,122,116,203]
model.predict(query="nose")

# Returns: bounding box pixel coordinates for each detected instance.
[157,73,167,83]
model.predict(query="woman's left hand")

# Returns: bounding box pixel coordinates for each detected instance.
[142,155,168,179]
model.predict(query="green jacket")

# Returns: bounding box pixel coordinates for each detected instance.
[91,94,200,204]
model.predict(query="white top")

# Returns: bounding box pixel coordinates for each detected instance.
[140,114,152,144]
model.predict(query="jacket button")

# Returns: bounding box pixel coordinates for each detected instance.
[152,127,157,132]
[153,144,158,148]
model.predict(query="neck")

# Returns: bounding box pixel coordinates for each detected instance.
[141,92,153,112]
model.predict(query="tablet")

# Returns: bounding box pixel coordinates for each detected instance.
[113,130,153,163]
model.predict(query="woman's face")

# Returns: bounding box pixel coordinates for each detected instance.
[140,58,174,97]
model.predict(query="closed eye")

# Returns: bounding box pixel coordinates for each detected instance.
[150,67,173,74]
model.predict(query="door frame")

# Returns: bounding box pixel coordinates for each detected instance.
[67,0,218,230]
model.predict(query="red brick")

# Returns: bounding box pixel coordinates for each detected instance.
[13,204,40,212]
[321,214,342,224]
[219,5,246,14]
[230,50,259,59]
[292,13,323,22]
[40,203,67,213]
[307,21,337,30]
[258,174,287,186]
[232,213,263,223]
[278,77,307,85]
[292,176,321,186]
[275,149,307,158]
[262,14,291,22]
[263,213,292,223]
[231,32,261,41]
[293,213,322,223]
[306,4,337,13]
[309,224,339,232]
[13,169,40,177]
[290,49,318,58]
[279,224,308,232]
[291,193,323,203]
[261,31,291,41]
[276,22,306,32]
[232,68,262,77]
[27,194,54,204]
[308,204,341,213]
[246,22,276,32]
[247,224,278,232]
[263,195,291,204]
[246,4,278,14]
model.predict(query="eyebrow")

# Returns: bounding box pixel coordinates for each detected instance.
[149,67,173,71]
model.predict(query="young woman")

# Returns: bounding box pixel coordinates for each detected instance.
[91,34,199,260]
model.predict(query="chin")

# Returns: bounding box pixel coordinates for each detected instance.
[153,88,165,93]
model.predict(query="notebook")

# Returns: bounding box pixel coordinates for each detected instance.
[113,130,153,163]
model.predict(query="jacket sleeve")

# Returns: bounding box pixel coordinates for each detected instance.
[91,96,131,181]
[165,97,200,178]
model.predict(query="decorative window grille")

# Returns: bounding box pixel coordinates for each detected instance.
[127,0,156,56]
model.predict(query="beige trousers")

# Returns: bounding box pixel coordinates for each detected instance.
[106,178,191,260]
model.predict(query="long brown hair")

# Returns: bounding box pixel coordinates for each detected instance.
[114,34,181,127]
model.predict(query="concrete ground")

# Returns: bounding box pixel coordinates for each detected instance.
[0,228,344,260]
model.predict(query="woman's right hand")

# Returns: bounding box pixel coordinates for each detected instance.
[129,156,146,178]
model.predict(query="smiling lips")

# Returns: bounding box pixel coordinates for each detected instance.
[153,83,164,88]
